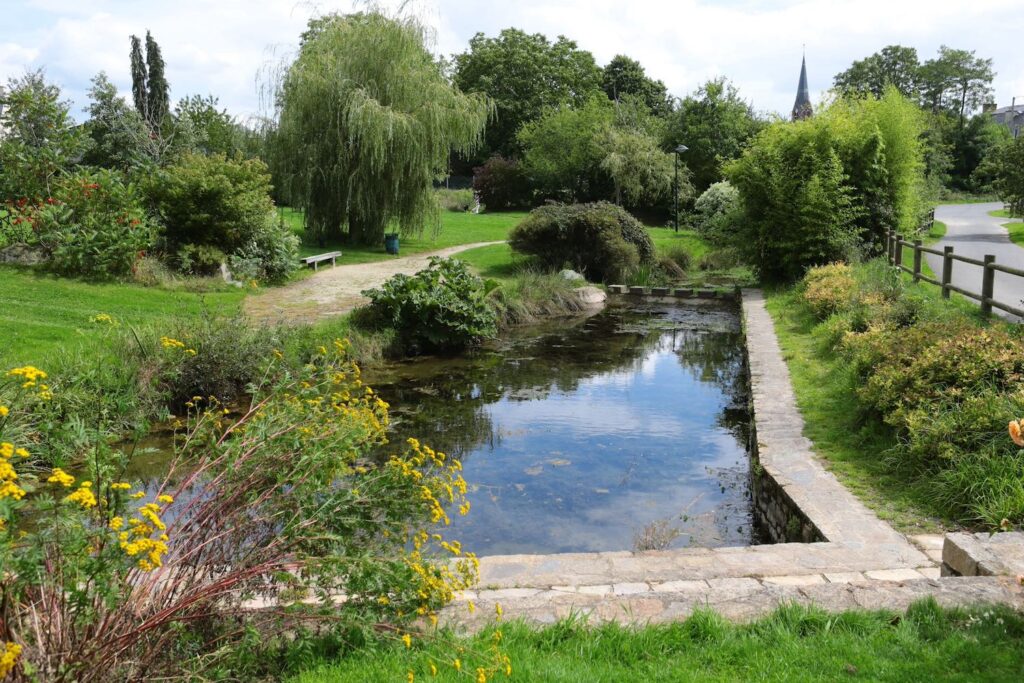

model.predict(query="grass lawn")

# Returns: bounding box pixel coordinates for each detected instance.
[282,208,527,264]
[987,208,1024,248]
[292,602,1024,682]
[1,266,246,365]
[925,219,947,244]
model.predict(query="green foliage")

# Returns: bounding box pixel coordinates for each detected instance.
[663,79,764,192]
[990,135,1024,216]
[434,188,475,212]
[518,97,614,202]
[360,257,498,354]
[0,71,88,203]
[174,94,243,157]
[509,202,654,282]
[834,45,922,99]
[271,12,490,245]
[228,213,300,284]
[453,28,603,159]
[472,156,531,210]
[919,46,994,126]
[692,181,740,244]
[727,89,925,281]
[793,260,1024,526]
[144,30,170,129]
[81,72,151,172]
[175,243,227,276]
[145,152,275,250]
[599,125,675,208]
[130,35,148,121]
[601,54,672,116]
[4,168,154,278]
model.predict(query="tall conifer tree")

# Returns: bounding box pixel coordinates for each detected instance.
[129,35,148,121]
[144,31,170,128]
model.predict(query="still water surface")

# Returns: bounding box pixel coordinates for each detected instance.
[366,301,757,556]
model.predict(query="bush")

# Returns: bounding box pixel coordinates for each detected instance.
[726,89,925,281]
[802,262,856,319]
[360,257,498,354]
[145,152,275,252]
[227,213,299,284]
[175,243,227,277]
[509,202,654,282]
[472,156,531,210]
[991,134,1024,217]
[8,168,154,277]
[435,188,475,212]
[692,181,740,244]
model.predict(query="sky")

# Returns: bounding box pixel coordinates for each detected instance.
[3,0,1024,123]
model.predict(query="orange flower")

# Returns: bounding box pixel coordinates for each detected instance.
[1010,420,1024,447]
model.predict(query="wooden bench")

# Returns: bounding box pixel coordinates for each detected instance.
[300,251,342,271]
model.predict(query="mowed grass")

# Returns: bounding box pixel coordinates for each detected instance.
[988,208,1024,248]
[283,208,527,263]
[2,266,245,364]
[292,602,1024,682]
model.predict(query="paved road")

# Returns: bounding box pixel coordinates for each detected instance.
[924,202,1024,321]
[244,241,505,323]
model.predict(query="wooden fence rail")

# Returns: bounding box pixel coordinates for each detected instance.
[884,228,1024,319]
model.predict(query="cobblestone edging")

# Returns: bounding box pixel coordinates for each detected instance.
[439,290,1024,628]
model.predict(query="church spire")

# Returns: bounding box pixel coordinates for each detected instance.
[792,53,812,121]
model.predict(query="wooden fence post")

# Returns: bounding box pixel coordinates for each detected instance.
[894,234,903,268]
[981,255,995,316]
[941,246,953,299]
[885,230,892,263]
[912,240,922,282]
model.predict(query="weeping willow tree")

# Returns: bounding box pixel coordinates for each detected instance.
[270,12,491,245]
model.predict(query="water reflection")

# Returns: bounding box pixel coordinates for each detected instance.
[366,301,757,556]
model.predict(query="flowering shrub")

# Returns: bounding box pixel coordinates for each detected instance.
[4,168,154,277]
[361,257,498,354]
[802,262,856,319]
[0,343,502,679]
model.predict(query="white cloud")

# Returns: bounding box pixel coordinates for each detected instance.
[2,0,1023,121]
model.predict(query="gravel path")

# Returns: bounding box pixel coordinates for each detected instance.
[925,203,1024,320]
[244,241,504,323]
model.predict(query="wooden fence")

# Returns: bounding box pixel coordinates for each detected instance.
[884,228,1024,319]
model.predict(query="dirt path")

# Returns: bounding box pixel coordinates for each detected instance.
[244,241,504,323]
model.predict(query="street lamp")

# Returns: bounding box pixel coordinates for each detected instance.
[673,144,688,233]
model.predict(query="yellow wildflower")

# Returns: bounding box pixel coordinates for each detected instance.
[0,443,11,459]
[47,468,75,488]
[429,662,438,676]
[0,480,26,500]
[157,494,174,504]
[453,659,461,672]
[130,491,146,500]
[14,448,28,458]
[402,633,412,649]
[0,642,22,678]
[65,484,97,509]
[406,672,414,683]
[0,405,8,417]
[495,602,503,618]
[111,482,132,491]
[476,668,487,683]
[467,601,476,614]
[110,516,125,531]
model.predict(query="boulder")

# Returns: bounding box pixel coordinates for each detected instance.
[0,244,46,266]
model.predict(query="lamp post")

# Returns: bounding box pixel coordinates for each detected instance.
[673,144,688,233]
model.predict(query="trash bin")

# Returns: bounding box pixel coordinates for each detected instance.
[384,233,400,255]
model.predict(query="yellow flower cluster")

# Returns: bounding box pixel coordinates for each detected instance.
[7,365,51,399]
[89,313,118,326]
[64,481,97,509]
[160,336,197,356]
[0,441,27,501]
[47,467,75,487]
[117,500,170,571]
[0,642,21,678]
[0,405,8,417]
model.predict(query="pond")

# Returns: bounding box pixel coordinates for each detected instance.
[366,300,761,556]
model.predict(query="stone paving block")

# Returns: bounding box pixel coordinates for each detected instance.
[863,568,926,582]
[652,580,708,593]
[762,574,827,586]
[577,584,611,596]
[824,572,866,584]
[477,588,542,600]
[550,585,577,593]
[918,567,941,580]
[612,582,651,595]
[909,534,945,550]
[706,577,761,594]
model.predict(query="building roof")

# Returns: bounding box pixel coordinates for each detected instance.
[993,105,1024,115]
[792,55,812,121]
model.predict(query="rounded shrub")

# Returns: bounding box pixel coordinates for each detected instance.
[508,202,654,282]
[693,181,739,244]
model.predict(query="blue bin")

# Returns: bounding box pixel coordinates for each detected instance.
[384,233,400,255]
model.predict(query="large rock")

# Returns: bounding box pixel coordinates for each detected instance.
[0,243,46,266]
[575,285,607,306]
[559,269,585,282]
